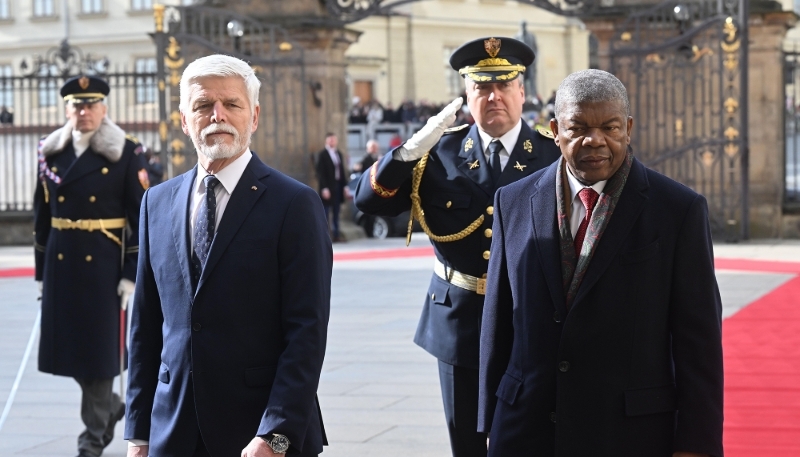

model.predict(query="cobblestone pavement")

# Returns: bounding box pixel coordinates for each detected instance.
[0,236,798,456]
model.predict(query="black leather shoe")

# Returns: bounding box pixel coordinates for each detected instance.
[101,402,125,447]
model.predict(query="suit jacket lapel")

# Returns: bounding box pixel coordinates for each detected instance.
[497,122,538,188]
[58,148,107,187]
[457,125,492,196]
[531,162,566,313]
[197,156,270,291]
[171,168,196,300]
[573,159,649,306]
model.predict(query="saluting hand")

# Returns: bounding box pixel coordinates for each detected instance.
[241,436,283,457]
[398,97,463,162]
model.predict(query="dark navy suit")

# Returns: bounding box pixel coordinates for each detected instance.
[480,157,724,457]
[125,154,331,457]
[354,122,560,456]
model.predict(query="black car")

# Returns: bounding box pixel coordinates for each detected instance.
[347,172,420,239]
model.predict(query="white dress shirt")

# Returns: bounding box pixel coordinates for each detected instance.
[129,149,253,449]
[566,166,607,238]
[477,119,522,171]
[326,146,340,181]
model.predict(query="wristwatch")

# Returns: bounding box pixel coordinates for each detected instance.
[261,433,290,454]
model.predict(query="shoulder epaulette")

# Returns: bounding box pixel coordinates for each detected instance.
[125,133,141,144]
[443,124,470,135]
[535,126,555,139]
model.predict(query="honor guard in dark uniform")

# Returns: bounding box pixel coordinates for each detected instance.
[354,37,561,457]
[33,75,148,457]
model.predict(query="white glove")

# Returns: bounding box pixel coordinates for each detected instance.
[118,278,135,311]
[397,97,463,161]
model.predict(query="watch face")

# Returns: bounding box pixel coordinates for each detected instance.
[269,434,290,454]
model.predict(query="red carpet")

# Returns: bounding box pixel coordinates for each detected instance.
[720,259,800,456]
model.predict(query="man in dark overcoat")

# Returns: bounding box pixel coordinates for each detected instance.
[479,69,724,457]
[316,132,349,241]
[33,75,148,457]
[354,37,560,457]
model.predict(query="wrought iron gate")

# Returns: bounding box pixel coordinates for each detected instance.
[0,40,159,212]
[609,0,749,239]
[152,5,309,179]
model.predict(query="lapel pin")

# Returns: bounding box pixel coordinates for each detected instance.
[523,139,533,153]
[469,160,480,169]
[464,138,474,152]
[251,186,257,191]
[514,161,527,171]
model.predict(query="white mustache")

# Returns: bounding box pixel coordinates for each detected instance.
[201,123,238,141]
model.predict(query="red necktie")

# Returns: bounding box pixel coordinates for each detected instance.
[574,187,600,256]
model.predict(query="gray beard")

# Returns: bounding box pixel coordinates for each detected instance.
[192,126,252,160]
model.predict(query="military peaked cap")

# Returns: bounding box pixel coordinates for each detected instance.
[450,36,535,83]
[60,75,110,104]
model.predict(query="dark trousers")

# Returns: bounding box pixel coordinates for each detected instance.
[323,189,342,239]
[438,360,488,457]
[75,377,123,456]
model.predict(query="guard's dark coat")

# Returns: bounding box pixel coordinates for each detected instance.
[354,122,560,368]
[34,118,147,379]
[479,158,724,456]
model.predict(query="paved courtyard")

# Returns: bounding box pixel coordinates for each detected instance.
[0,236,798,456]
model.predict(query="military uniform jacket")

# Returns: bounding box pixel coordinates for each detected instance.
[354,122,560,368]
[33,118,148,379]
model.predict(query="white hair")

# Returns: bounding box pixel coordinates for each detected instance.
[179,54,261,114]
[554,69,630,120]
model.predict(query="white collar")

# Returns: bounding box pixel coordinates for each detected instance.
[478,119,523,155]
[566,164,607,205]
[196,149,252,195]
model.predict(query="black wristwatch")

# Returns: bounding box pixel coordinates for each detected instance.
[261,433,290,454]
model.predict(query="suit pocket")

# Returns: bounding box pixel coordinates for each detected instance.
[496,372,523,406]
[158,362,170,384]
[624,383,677,416]
[619,239,660,265]
[429,276,451,307]
[245,366,277,387]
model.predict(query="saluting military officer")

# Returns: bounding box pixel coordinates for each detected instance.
[354,37,561,457]
[33,75,148,457]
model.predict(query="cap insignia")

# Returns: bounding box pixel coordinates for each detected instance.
[484,38,501,58]
[78,76,90,90]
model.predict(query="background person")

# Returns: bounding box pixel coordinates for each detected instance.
[124,54,331,457]
[479,69,723,457]
[33,75,147,457]
[316,132,349,242]
[354,36,560,457]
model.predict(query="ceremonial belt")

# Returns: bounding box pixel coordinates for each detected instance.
[433,258,487,295]
[51,217,126,247]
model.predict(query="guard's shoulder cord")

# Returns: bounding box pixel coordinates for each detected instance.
[406,152,485,246]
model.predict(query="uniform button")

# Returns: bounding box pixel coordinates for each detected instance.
[51,166,58,173]
[57,196,65,202]
[101,167,109,174]
[553,312,562,323]
[85,255,92,262]
[486,206,494,215]
[57,253,64,260]
[431,293,436,301]
[484,228,492,238]
[193,323,202,331]
[558,361,570,372]
[550,412,557,423]
[482,250,490,260]
[89,196,96,202]
[446,201,452,208]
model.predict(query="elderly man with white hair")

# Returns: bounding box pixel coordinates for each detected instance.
[125,54,332,457]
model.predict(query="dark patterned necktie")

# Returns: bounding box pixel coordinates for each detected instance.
[192,175,219,281]
[574,187,599,256]
[488,140,503,185]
